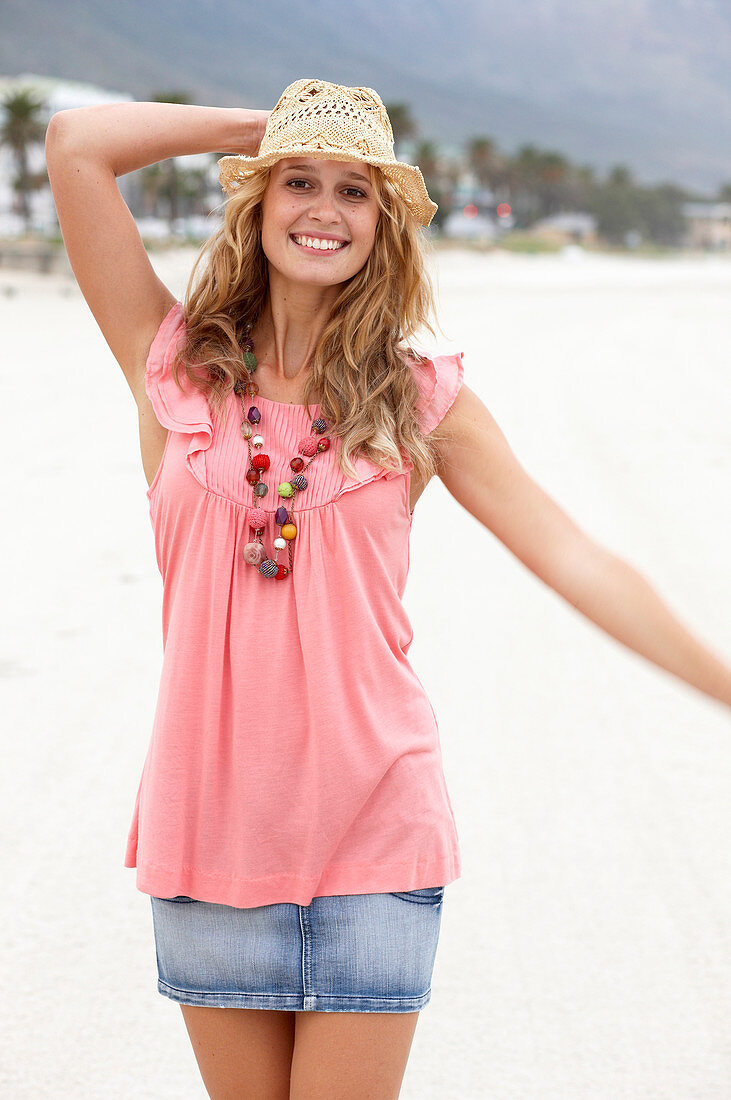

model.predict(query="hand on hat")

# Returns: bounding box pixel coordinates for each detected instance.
[238,108,272,157]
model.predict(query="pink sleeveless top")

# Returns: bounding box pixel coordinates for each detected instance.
[124,300,464,907]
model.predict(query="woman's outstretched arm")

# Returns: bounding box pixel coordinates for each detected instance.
[45,101,269,402]
[436,383,731,708]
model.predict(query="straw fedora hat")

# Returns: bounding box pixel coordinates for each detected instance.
[217,78,438,227]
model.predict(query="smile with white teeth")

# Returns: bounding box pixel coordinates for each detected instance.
[291,234,349,251]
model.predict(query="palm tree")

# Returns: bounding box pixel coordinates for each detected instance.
[607,165,634,189]
[413,141,440,180]
[384,102,417,158]
[504,145,572,221]
[138,161,169,218]
[412,140,448,228]
[504,144,542,222]
[148,89,193,232]
[0,86,48,233]
[535,151,570,217]
[467,137,498,188]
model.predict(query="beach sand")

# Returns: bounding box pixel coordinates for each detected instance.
[1,246,730,1097]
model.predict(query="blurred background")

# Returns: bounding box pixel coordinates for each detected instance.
[2,5,731,1099]
[1,0,731,267]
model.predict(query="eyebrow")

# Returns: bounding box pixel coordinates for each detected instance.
[282,163,371,183]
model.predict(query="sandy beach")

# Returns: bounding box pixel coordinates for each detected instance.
[2,245,730,1098]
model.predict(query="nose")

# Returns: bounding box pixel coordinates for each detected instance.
[307,187,343,224]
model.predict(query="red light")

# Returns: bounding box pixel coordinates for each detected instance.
[463,204,478,219]
[496,203,512,218]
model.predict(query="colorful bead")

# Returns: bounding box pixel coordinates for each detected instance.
[236,335,330,581]
[243,542,265,565]
[248,508,268,529]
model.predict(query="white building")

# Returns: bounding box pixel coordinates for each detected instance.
[681,202,731,250]
[527,211,598,244]
[0,73,135,234]
[0,73,216,238]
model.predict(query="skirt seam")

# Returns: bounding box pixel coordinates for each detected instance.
[157,978,432,1013]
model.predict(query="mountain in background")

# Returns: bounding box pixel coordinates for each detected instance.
[3,0,730,195]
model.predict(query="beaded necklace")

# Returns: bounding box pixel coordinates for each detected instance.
[233,331,331,580]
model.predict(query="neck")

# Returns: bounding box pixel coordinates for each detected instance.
[252,271,339,382]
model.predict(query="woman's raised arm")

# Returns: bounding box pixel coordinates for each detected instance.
[436,383,731,708]
[44,101,268,405]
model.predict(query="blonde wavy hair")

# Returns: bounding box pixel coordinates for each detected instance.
[172,163,447,485]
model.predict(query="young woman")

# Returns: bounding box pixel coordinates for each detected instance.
[45,78,730,1099]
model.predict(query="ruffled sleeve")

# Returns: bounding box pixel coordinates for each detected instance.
[408,351,465,434]
[145,300,213,492]
[330,350,465,502]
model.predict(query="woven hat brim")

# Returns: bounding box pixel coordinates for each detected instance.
[217,149,438,228]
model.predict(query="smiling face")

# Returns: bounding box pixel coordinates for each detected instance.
[259,157,381,290]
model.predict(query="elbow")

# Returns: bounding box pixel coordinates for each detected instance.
[45,108,87,162]
[44,111,68,167]
[45,110,90,186]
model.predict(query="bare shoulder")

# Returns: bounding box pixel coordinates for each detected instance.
[434,382,600,593]
[431,382,512,473]
[438,381,499,431]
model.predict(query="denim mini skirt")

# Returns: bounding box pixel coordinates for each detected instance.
[149,886,446,1013]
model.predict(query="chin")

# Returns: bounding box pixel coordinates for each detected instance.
[286,262,359,286]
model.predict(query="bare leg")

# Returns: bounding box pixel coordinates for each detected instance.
[288,1010,421,1099]
[179,1004,296,1100]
